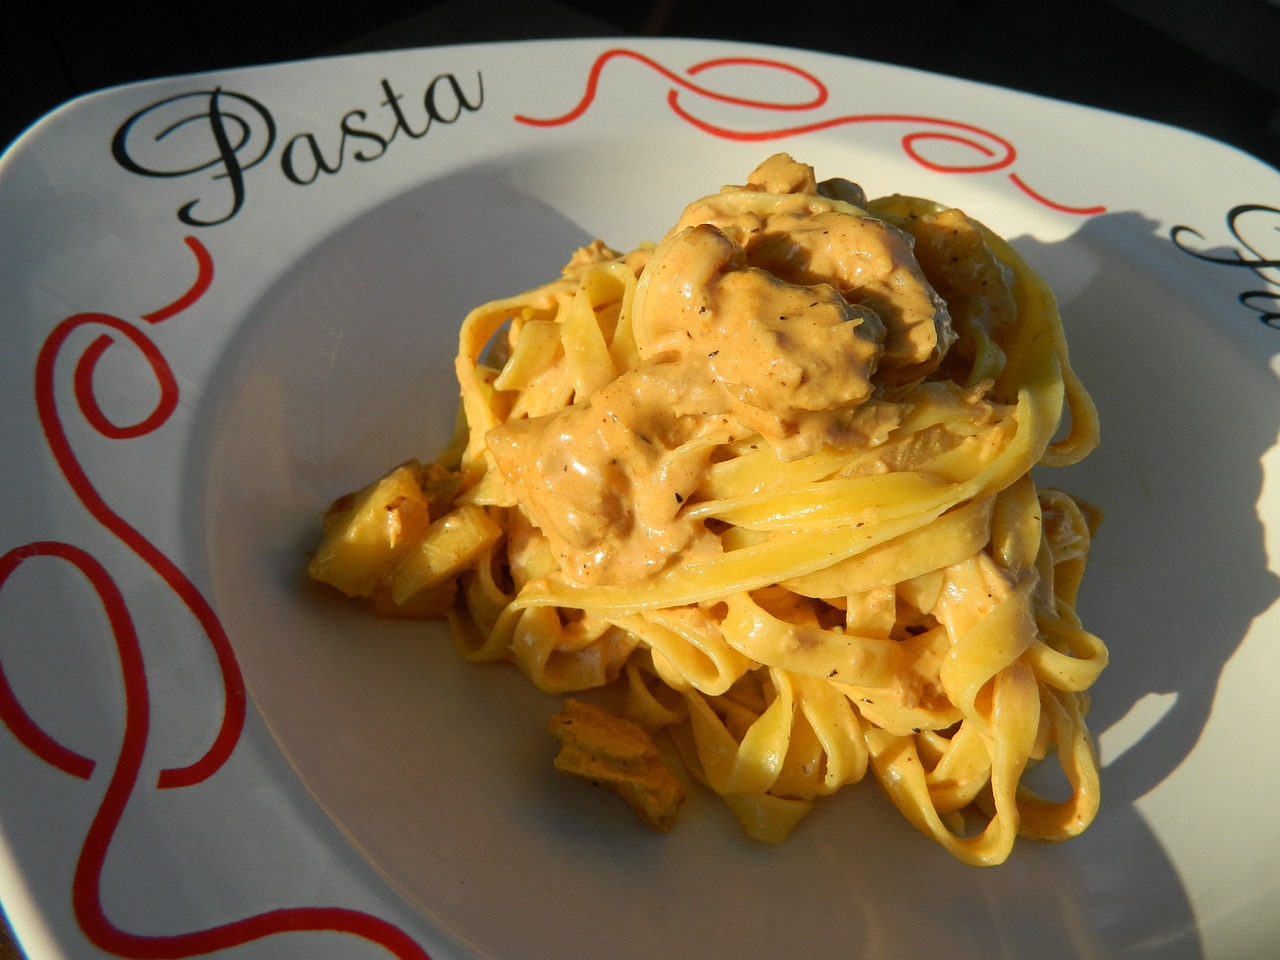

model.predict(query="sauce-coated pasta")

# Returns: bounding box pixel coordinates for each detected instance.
[307,154,1105,865]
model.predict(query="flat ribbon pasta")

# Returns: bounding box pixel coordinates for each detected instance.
[307,154,1106,865]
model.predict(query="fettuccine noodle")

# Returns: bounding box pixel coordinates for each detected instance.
[308,154,1105,865]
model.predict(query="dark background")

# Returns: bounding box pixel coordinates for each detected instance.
[3,0,1280,169]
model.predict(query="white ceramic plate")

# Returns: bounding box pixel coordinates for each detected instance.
[2,37,1278,960]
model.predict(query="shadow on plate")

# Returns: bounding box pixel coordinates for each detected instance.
[195,163,1280,960]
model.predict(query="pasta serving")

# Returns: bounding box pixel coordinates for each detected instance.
[307,154,1106,865]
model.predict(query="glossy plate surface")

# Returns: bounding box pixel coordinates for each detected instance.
[1,37,1278,960]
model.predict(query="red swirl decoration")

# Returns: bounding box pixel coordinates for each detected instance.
[515,48,1106,216]
[0,237,430,959]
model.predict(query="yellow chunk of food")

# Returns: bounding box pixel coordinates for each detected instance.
[418,460,462,517]
[369,578,458,619]
[307,462,431,598]
[388,504,503,604]
[547,698,685,832]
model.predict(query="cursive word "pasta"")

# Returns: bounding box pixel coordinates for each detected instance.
[111,73,485,228]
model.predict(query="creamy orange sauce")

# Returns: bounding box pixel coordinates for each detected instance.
[486,155,961,588]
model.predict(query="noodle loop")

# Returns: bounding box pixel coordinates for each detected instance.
[307,154,1104,865]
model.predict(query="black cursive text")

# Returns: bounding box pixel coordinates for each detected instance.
[1170,204,1280,329]
[111,72,485,227]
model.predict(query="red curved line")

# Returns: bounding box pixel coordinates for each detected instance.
[665,91,1016,159]
[142,237,214,325]
[38,540,431,960]
[0,543,102,779]
[77,904,431,960]
[905,129,1000,155]
[36,313,246,789]
[1007,172,1108,216]
[27,246,431,959]
[900,130,1010,174]
[73,332,180,441]
[77,905,431,960]
[514,47,828,126]
[681,55,828,108]
[664,94,1101,216]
